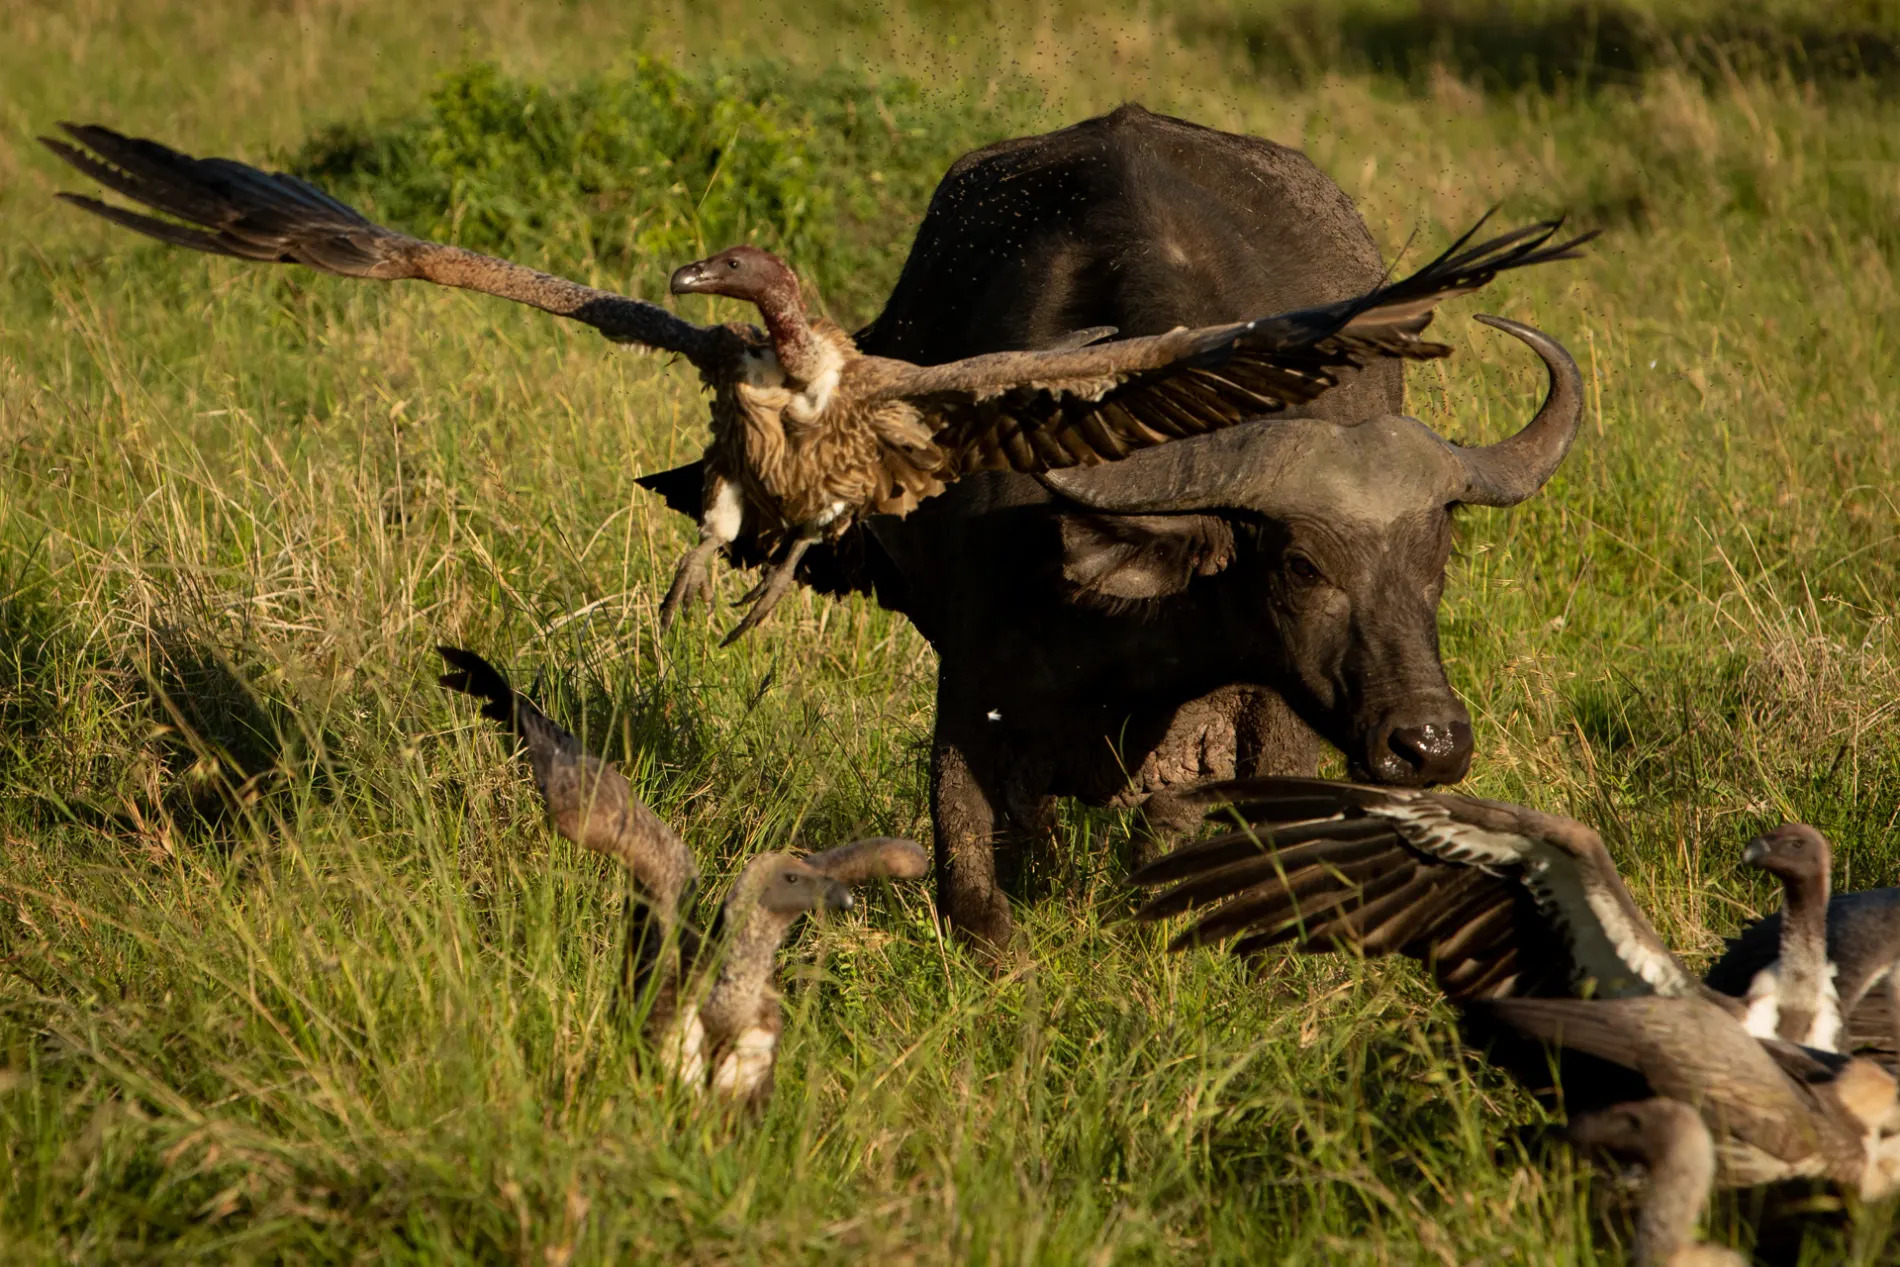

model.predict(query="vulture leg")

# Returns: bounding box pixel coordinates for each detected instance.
[722,532,818,646]
[658,535,722,632]
[660,474,743,633]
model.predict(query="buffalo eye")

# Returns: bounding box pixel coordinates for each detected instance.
[1286,552,1322,583]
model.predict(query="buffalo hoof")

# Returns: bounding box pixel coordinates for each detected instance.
[1130,788,1204,869]
[946,901,1019,969]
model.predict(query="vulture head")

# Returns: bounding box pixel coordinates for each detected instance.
[670,245,801,309]
[731,853,856,919]
[1740,823,1832,885]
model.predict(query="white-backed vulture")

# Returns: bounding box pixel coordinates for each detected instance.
[1129,777,1900,1192]
[1704,824,1900,1063]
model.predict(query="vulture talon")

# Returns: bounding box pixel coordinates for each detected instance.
[658,537,720,633]
[733,570,773,608]
[721,536,816,646]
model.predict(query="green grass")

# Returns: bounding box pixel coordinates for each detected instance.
[3,0,1899,1260]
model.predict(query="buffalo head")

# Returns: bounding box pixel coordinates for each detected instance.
[1040,315,1581,786]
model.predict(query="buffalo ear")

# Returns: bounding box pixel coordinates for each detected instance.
[1057,512,1234,604]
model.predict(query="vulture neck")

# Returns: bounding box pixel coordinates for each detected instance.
[1634,1121,1720,1267]
[753,282,830,386]
[636,851,694,924]
[699,907,793,1040]
[1776,867,1833,1043]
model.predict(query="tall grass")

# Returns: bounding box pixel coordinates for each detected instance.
[2,0,1898,1261]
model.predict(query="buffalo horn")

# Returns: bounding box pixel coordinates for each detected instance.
[1453,315,1584,508]
[1040,315,1584,515]
[1037,423,1312,513]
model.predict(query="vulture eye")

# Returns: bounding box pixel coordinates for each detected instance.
[1287,553,1322,583]
[784,872,801,883]
[727,258,742,270]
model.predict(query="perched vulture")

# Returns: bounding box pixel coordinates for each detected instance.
[1565,1099,1746,1267]
[435,645,927,1107]
[1129,777,1900,1193]
[42,123,1594,642]
[1704,824,1900,1063]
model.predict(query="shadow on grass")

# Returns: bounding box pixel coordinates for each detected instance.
[1181,1,1900,94]
[0,547,80,744]
[134,628,342,844]
[1,567,340,852]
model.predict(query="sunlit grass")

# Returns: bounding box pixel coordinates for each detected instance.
[2,0,1898,1261]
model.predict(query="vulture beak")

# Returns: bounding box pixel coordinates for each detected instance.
[1742,836,1771,867]
[825,880,854,913]
[669,259,715,295]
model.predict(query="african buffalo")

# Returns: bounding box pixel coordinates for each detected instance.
[642,104,1584,951]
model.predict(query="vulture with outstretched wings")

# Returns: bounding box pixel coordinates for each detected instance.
[45,123,1594,641]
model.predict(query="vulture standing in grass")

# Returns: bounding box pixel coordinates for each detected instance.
[1129,777,1900,1194]
[435,646,927,1107]
[42,123,1594,642]
[1566,1100,1747,1267]
[435,646,708,1076]
[1704,823,1900,1063]
[1712,823,1843,1052]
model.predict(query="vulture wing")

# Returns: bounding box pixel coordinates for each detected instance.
[1481,995,1856,1177]
[1131,777,1695,1003]
[43,124,722,366]
[855,216,1596,475]
[435,646,698,912]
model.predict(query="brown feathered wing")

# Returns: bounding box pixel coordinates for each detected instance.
[856,216,1597,475]
[43,123,721,364]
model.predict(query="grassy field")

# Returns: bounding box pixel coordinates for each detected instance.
[3,0,1899,1260]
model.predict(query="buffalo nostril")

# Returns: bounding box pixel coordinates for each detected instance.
[1382,721,1474,785]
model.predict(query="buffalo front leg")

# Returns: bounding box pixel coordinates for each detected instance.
[929,728,1016,958]
[1129,686,1323,867]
